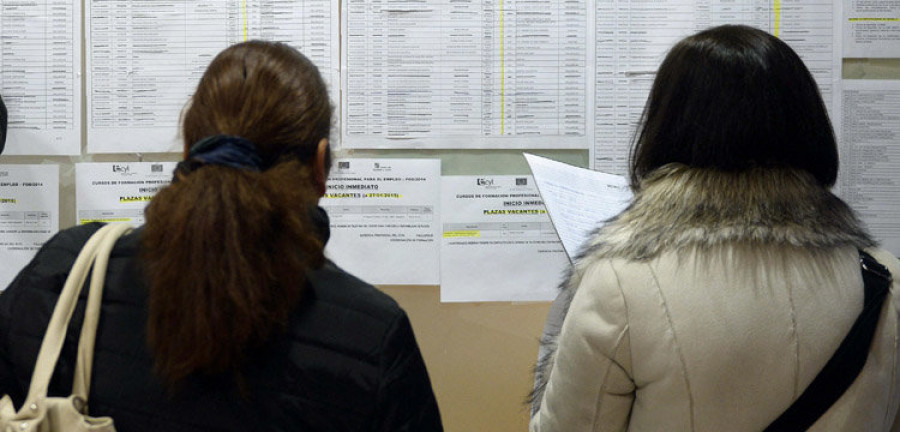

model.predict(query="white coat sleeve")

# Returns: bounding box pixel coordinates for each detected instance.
[530,260,635,432]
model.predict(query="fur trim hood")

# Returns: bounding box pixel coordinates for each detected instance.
[580,164,873,262]
[530,164,874,412]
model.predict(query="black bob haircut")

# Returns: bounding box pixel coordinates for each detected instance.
[628,24,838,190]
[0,93,6,154]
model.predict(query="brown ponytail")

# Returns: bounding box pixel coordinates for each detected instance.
[141,41,333,385]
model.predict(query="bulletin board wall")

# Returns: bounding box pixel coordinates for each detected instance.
[2,2,900,431]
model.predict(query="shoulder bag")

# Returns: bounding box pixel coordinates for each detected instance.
[765,249,893,431]
[0,223,133,432]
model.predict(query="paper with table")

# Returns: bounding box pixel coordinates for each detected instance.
[524,154,632,261]
[440,175,568,302]
[0,0,81,155]
[341,0,589,149]
[592,0,842,174]
[322,158,441,285]
[85,1,340,153]
[837,80,900,257]
[75,162,178,226]
[0,165,59,290]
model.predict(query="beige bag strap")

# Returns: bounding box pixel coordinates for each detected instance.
[23,223,134,409]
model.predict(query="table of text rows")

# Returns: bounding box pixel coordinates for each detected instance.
[89,0,333,128]
[0,0,77,130]
[345,0,587,138]
[443,222,557,237]
[0,211,52,228]
[325,205,435,222]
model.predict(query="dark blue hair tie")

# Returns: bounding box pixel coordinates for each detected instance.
[187,135,263,171]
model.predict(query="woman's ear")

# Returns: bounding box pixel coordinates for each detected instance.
[314,138,329,197]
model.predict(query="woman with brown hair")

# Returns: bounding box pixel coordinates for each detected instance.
[0,41,442,431]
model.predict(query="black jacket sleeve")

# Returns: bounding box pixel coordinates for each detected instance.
[373,311,443,432]
[0,256,36,406]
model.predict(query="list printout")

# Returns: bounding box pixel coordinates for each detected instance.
[594,0,840,174]
[342,0,588,149]
[0,0,81,155]
[0,165,59,290]
[524,153,632,260]
[322,158,441,285]
[838,80,900,256]
[75,162,177,226]
[441,175,568,302]
[843,0,900,57]
[86,1,339,154]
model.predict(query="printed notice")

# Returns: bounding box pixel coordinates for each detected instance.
[593,0,841,174]
[322,158,441,285]
[843,0,900,57]
[838,80,900,256]
[342,0,588,149]
[441,175,568,302]
[0,165,59,290]
[0,0,82,155]
[75,162,177,226]
[86,1,339,153]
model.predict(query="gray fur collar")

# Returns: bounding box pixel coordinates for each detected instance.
[529,164,874,413]
[578,164,873,262]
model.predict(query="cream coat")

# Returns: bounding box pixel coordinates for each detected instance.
[530,165,900,431]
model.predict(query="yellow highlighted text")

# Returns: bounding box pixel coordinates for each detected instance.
[444,230,481,238]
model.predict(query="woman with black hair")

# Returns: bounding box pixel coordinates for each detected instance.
[530,25,900,431]
[0,93,7,154]
[0,41,442,431]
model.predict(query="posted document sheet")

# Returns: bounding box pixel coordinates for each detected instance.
[0,165,59,290]
[85,1,340,153]
[0,0,82,155]
[838,80,900,256]
[322,158,441,285]
[441,175,568,302]
[524,153,632,261]
[843,0,900,57]
[593,0,842,174]
[75,162,177,226]
[342,0,589,149]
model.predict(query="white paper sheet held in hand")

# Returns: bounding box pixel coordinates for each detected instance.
[524,154,632,261]
[441,175,569,302]
[322,159,441,285]
[0,165,59,290]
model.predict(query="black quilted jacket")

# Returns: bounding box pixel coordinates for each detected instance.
[0,210,442,431]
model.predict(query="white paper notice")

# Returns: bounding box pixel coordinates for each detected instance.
[322,159,441,285]
[86,1,340,153]
[1,0,82,155]
[843,0,900,57]
[524,154,632,261]
[441,175,568,302]
[838,80,900,256]
[75,162,177,226]
[594,0,841,174]
[0,165,59,290]
[342,0,588,149]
